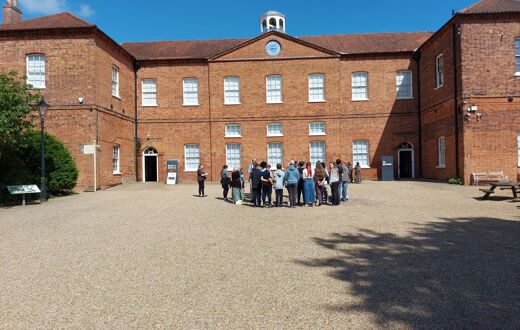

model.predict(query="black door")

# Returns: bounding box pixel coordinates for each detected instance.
[145,156,158,182]
[400,151,412,178]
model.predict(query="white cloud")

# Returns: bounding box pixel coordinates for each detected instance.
[20,0,95,18]
[78,4,94,18]
[20,0,68,15]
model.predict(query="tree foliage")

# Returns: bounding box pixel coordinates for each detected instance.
[0,71,39,146]
[0,130,78,204]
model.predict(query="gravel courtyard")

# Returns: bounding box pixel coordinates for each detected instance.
[1,181,519,329]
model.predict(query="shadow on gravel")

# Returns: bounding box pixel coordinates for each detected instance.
[295,217,520,328]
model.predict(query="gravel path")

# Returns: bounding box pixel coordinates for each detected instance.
[1,181,519,329]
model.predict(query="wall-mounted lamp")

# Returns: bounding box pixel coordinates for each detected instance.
[476,113,484,122]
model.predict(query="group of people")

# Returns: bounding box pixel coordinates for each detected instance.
[197,158,362,208]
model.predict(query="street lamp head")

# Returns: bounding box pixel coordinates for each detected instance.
[38,97,49,118]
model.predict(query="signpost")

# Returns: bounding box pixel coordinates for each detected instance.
[381,156,394,181]
[7,185,41,205]
[81,143,99,192]
[166,160,179,185]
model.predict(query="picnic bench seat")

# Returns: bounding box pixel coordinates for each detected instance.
[471,172,504,186]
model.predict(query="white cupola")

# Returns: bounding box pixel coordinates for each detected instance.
[260,11,285,34]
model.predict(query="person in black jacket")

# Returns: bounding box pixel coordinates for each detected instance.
[261,163,273,207]
[250,163,263,207]
[220,165,230,201]
[297,161,305,206]
[196,164,208,197]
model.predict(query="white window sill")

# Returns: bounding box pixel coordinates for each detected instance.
[434,84,443,90]
[309,133,326,136]
[224,102,241,105]
[267,101,283,104]
[352,98,370,102]
[184,169,198,172]
[360,165,371,169]
[225,135,242,138]
[183,103,199,107]
[267,134,284,137]
[29,85,46,90]
[113,172,121,175]
[396,96,414,100]
[515,72,520,77]
[308,100,326,103]
[112,94,121,100]
[142,104,158,107]
[436,165,446,169]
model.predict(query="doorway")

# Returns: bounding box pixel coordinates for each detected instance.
[398,142,414,179]
[142,147,158,182]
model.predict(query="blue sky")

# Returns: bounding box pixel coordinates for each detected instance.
[15,0,477,43]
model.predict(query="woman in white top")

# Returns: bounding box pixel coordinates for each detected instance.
[329,162,340,206]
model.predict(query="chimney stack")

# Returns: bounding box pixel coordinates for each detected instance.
[3,0,22,25]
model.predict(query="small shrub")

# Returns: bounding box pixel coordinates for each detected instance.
[448,177,464,185]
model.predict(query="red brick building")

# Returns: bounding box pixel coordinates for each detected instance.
[1,0,519,189]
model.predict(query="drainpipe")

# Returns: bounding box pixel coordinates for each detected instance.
[207,62,213,182]
[452,23,460,179]
[134,61,141,182]
[413,51,423,178]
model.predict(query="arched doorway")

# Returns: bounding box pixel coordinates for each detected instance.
[398,142,414,179]
[142,147,158,182]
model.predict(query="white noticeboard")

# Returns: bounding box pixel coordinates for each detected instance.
[167,172,177,185]
[81,144,99,192]
[82,144,96,155]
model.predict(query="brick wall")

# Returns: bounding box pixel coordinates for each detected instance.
[0,29,136,190]
[459,14,520,183]
[135,36,421,183]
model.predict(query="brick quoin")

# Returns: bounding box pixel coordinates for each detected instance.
[1,0,519,189]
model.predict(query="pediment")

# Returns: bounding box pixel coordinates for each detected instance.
[210,31,338,61]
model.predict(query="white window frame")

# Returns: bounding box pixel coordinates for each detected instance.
[353,140,370,168]
[112,66,120,98]
[515,38,520,76]
[308,73,325,102]
[184,144,200,172]
[267,123,283,137]
[226,143,241,170]
[26,54,46,89]
[267,142,283,166]
[309,122,326,136]
[266,75,282,103]
[224,76,240,104]
[435,54,444,88]
[225,124,241,138]
[309,141,326,166]
[352,72,369,101]
[396,70,413,99]
[112,145,120,174]
[141,79,157,106]
[183,78,199,106]
[437,136,446,168]
[518,132,520,167]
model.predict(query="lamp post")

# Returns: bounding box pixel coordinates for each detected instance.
[37,97,49,203]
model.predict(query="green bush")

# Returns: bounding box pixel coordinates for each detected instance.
[0,130,78,204]
[448,177,464,185]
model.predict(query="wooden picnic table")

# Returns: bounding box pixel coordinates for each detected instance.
[480,181,520,200]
